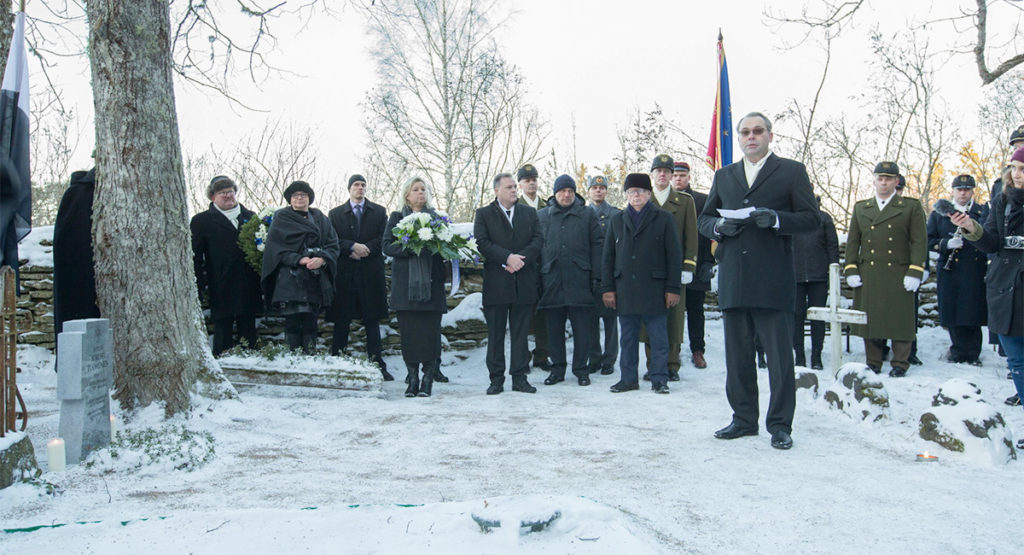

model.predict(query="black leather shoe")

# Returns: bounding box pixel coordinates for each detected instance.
[588,366,600,374]
[1018,438,1024,450]
[578,376,591,386]
[609,381,639,393]
[486,383,503,395]
[795,352,806,367]
[532,356,551,371]
[889,367,907,377]
[1005,393,1020,407]
[867,365,882,374]
[543,373,565,385]
[642,371,651,381]
[600,366,614,375]
[714,422,758,440]
[770,430,793,450]
[908,354,923,366]
[653,383,670,394]
[668,370,680,382]
[380,368,395,381]
[964,358,982,367]
[433,367,449,383]
[511,376,537,393]
[811,354,824,370]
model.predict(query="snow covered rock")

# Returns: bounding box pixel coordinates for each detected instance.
[795,371,819,396]
[919,379,1016,464]
[823,363,889,422]
[0,432,38,489]
[218,352,382,392]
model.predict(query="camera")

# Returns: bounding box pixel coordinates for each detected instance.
[305,247,324,275]
[1006,236,1024,250]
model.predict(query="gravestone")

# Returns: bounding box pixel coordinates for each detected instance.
[807,263,867,374]
[57,318,114,464]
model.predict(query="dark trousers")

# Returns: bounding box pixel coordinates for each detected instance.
[794,281,827,356]
[587,302,618,371]
[620,314,668,385]
[684,287,706,353]
[211,316,256,356]
[866,338,911,370]
[545,306,594,378]
[948,326,983,361]
[530,306,549,361]
[484,303,532,384]
[722,308,796,434]
[331,317,383,361]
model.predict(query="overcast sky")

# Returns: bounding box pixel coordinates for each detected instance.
[38,0,1015,192]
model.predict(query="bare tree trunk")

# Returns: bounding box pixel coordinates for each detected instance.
[86,0,235,416]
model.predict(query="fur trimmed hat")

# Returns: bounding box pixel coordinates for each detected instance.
[283,180,315,204]
[206,175,237,199]
[623,173,653,192]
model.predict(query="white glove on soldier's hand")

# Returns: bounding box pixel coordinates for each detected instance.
[903,276,921,292]
[846,275,862,288]
[681,271,693,285]
[947,236,963,249]
[922,269,930,282]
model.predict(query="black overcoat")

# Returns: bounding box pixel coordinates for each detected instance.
[260,207,340,310]
[600,203,682,316]
[473,200,543,307]
[190,203,263,319]
[326,200,389,321]
[792,209,840,283]
[382,208,448,313]
[682,187,716,292]
[964,188,1024,336]
[927,202,989,327]
[697,154,820,311]
[537,195,602,310]
[52,169,100,335]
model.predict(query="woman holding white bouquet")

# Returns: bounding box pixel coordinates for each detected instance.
[383,177,452,397]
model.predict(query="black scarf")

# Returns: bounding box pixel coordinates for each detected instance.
[260,207,338,308]
[1004,187,1024,235]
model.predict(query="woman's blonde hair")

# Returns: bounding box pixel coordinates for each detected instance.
[401,176,432,208]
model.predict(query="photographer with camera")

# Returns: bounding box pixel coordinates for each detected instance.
[927,175,989,366]
[951,148,1024,449]
[261,181,340,354]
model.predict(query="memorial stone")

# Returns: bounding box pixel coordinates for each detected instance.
[57,318,113,464]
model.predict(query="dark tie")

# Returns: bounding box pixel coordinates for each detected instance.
[354,204,363,228]
[505,209,512,226]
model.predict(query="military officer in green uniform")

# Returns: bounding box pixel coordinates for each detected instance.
[517,163,550,370]
[642,154,699,381]
[844,161,928,377]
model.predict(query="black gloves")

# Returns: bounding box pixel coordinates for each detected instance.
[716,217,744,237]
[751,208,778,228]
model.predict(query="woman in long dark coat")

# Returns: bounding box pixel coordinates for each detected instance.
[953,147,1024,448]
[382,177,447,397]
[260,181,340,353]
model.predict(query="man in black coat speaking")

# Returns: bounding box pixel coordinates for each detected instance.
[698,112,820,450]
[190,175,263,356]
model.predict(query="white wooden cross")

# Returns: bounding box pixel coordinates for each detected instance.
[806,263,867,374]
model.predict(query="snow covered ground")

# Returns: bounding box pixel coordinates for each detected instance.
[2,322,1023,553]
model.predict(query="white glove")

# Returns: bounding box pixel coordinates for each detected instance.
[846,275,862,288]
[922,269,930,282]
[681,271,693,285]
[903,276,921,292]
[947,236,963,249]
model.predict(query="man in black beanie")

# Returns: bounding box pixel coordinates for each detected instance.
[327,174,393,380]
[601,173,682,394]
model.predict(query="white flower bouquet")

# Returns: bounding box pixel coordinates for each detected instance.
[391,211,478,261]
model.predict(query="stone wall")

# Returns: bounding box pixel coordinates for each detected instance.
[16,241,942,354]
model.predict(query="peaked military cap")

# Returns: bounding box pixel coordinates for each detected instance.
[673,161,690,172]
[588,175,608,188]
[1009,125,1024,146]
[651,154,674,171]
[873,161,900,176]
[517,164,539,181]
[952,174,976,189]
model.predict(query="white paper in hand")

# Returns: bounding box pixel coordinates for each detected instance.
[718,207,756,219]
